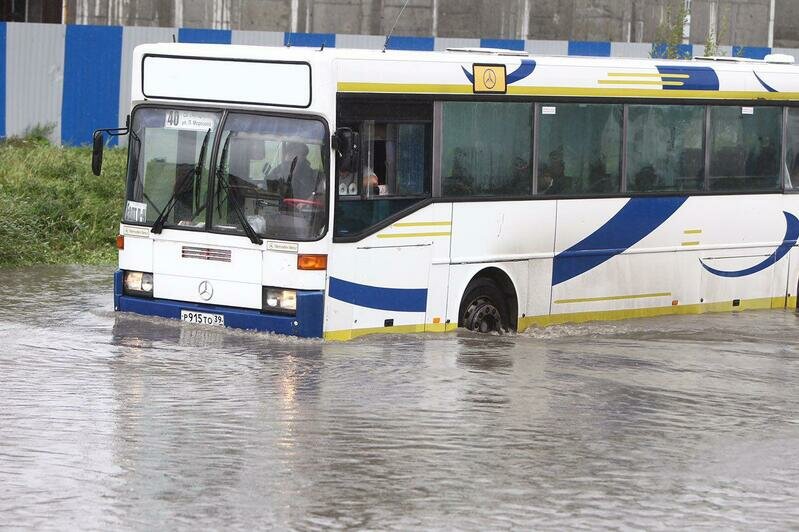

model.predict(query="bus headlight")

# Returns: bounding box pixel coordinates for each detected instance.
[123,271,154,297]
[262,287,297,314]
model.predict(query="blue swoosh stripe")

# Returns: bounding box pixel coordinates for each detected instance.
[506,60,536,84]
[329,277,427,312]
[656,65,720,91]
[461,66,474,84]
[754,71,778,93]
[701,211,799,278]
[553,197,688,286]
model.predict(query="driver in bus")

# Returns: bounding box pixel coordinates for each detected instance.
[267,142,317,199]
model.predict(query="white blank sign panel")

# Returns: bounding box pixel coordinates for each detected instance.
[142,55,312,108]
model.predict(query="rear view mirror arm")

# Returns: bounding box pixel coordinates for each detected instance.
[91,115,135,176]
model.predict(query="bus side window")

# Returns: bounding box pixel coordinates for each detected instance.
[709,106,782,191]
[441,101,533,197]
[334,99,432,238]
[536,103,622,196]
[361,121,428,198]
[626,104,704,193]
[787,108,799,190]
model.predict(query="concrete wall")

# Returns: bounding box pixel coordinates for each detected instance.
[63,0,798,47]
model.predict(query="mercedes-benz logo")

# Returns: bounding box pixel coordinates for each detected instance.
[483,68,497,89]
[198,280,213,301]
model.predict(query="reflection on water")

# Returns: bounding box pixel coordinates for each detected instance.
[1,265,799,529]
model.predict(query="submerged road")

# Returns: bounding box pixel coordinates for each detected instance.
[1,265,798,529]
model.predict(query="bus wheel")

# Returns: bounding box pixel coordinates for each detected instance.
[461,279,509,333]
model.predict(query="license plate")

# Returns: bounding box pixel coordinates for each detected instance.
[180,310,225,327]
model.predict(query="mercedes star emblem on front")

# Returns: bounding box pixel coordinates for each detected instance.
[198,280,213,301]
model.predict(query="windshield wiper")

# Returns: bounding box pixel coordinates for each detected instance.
[151,128,211,234]
[214,135,263,245]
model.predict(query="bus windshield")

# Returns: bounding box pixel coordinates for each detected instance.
[123,107,328,241]
[124,107,221,228]
[212,113,328,241]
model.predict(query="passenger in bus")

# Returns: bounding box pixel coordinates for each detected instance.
[267,142,316,199]
[509,156,532,194]
[539,165,564,194]
[444,148,473,196]
[363,166,382,196]
[337,156,357,195]
[587,158,614,193]
[633,165,658,192]
[539,151,568,194]
[746,135,779,177]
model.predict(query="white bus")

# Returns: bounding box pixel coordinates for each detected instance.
[93,43,799,340]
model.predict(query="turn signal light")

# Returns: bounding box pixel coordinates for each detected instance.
[297,254,327,270]
[116,234,125,250]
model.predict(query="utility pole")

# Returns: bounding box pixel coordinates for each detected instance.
[174,0,183,28]
[767,0,775,48]
[683,0,692,44]
[520,0,530,40]
[290,0,299,33]
[432,0,438,37]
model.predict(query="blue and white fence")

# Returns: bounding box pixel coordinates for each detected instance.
[0,21,797,146]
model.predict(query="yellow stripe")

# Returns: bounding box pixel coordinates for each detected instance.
[376,231,451,239]
[392,221,452,227]
[322,297,795,341]
[518,296,789,331]
[682,241,700,246]
[508,87,799,100]
[338,82,799,101]
[607,72,691,78]
[337,82,473,94]
[683,229,702,234]
[599,80,685,86]
[554,292,671,304]
[324,322,457,341]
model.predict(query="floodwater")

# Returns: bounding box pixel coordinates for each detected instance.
[2,266,799,530]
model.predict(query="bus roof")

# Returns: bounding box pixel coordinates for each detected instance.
[132,43,799,104]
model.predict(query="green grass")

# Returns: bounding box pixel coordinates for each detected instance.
[0,136,127,267]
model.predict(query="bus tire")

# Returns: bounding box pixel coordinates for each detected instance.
[460,278,510,334]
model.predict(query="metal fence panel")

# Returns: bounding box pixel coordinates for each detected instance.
[0,24,797,146]
[6,23,65,143]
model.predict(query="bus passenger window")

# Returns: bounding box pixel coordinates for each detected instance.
[359,121,428,198]
[709,106,782,191]
[333,102,432,238]
[536,103,622,195]
[787,108,799,190]
[626,105,705,193]
[441,102,533,197]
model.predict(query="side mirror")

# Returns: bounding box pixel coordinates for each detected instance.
[91,130,104,176]
[333,127,359,159]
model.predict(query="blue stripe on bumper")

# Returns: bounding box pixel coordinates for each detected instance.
[114,271,324,338]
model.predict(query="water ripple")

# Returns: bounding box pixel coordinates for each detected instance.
[1,266,798,529]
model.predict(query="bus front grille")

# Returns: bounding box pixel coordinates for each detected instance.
[181,246,232,262]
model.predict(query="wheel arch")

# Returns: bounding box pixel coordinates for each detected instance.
[458,266,519,331]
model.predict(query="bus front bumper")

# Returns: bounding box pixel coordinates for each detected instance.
[114,270,324,338]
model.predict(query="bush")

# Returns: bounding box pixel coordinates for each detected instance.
[0,135,127,267]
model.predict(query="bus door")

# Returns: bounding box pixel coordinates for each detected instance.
[352,240,433,332]
[354,203,452,333]
[329,110,441,335]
